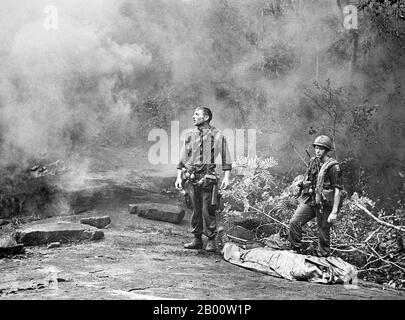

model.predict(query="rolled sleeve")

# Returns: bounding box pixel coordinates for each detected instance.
[329,164,343,190]
[177,134,191,170]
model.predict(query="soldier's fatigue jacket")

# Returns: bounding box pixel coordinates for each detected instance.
[302,156,343,208]
[177,125,232,238]
[177,126,232,174]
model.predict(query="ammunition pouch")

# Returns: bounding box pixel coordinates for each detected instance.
[182,170,218,190]
[301,185,314,198]
[321,189,334,207]
[200,174,217,190]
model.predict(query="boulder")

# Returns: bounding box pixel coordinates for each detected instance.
[129,203,185,224]
[80,216,111,229]
[85,230,104,241]
[14,222,104,246]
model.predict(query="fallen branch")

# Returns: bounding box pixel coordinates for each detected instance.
[330,246,358,252]
[359,264,391,273]
[248,205,289,229]
[381,258,405,273]
[225,234,249,243]
[355,203,405,233]
[261,212,289,229]
[365,226,382,243]
[366,242,383,260]
[361,253,391,270]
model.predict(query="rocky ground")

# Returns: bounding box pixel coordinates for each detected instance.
[0,145,404,300]
[1,198,405,300]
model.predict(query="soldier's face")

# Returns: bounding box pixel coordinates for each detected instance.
[192,109,207,126]
[314,146,327,159]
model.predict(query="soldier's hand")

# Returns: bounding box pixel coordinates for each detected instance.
[220,176,230,190]
[327,212,338,224]
[175,178,183,190]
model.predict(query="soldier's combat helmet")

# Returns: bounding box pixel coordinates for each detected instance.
[312,135,333,151]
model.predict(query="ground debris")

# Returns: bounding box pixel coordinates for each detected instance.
[47,242,61,249]
[0,280,48,296]
[128,287,151,291]
[88,269,104,274]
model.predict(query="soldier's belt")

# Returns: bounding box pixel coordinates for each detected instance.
[181,169,217,186]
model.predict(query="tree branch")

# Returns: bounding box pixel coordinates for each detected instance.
[249,204,289,228]
[355,203,405,233]
[303,90,333,117]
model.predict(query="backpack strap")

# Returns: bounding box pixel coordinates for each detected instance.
[315,158,339,205]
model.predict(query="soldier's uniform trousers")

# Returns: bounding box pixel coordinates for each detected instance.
[186,181,217,240]
[288,202,332,257]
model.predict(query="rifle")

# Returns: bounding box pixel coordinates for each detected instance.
[295,180,312,199]
[289,142,308,167]
[305,149,311,163]
[295,154,316,199]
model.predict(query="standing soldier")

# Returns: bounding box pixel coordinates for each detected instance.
[175,107,232,252]
[288,135,343,257]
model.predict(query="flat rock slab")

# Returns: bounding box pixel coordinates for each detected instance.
[129,203,185,224]
[0,244,25,258]
[80,216,111,229]
[14,222,104,246]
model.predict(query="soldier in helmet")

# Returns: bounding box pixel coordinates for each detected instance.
[175,106,232,252]
[288,135,343,257]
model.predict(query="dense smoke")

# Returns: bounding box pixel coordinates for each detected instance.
[0,0,404,191]
[0,0,151,168]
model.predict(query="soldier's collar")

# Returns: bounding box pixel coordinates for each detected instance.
[197,124,213,133]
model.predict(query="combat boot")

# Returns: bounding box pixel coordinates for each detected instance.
[205,239,216,252]
[184,235,203,250]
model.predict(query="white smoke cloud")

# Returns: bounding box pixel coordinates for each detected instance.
[0,0,151,166]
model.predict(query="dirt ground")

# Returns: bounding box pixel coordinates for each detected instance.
[1,202,405,300]
[1,145,405,300]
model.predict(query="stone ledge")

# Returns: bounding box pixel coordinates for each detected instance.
[14,222,104,246]
[80,216,111,229]
[129,203,185,224]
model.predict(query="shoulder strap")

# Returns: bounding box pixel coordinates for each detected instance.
[315,158,339,204]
